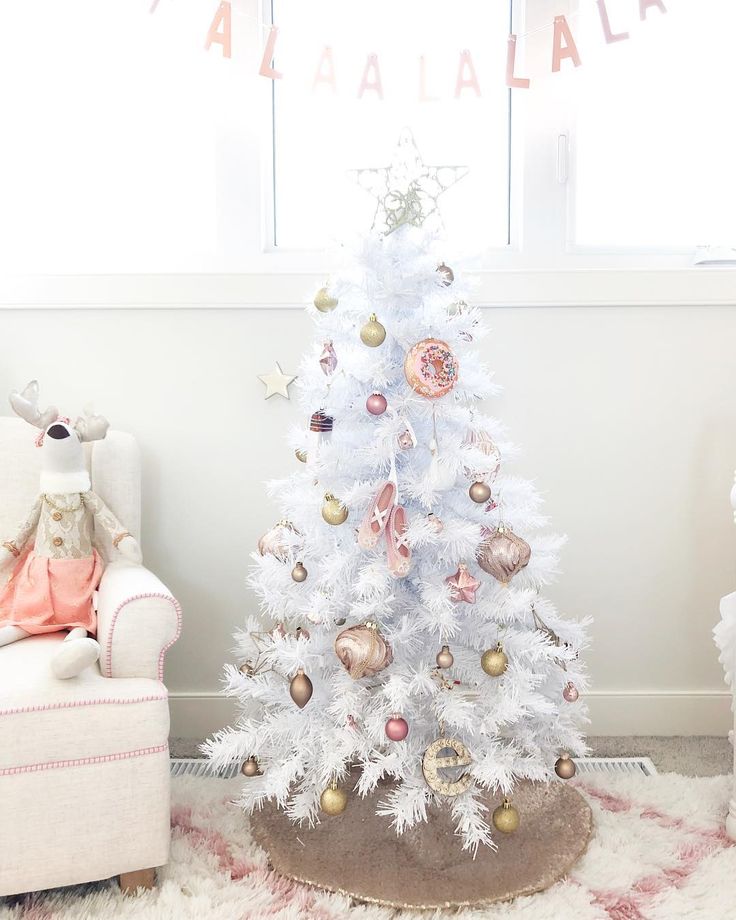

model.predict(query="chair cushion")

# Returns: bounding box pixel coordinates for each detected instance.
[0,634,169,772]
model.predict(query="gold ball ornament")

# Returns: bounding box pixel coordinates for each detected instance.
[481,642,508,677]
[295,448,308,463]
[321,493,348,526]
[289,668,314,708]
[555,753,577,779]
[469,481,492,504]
[241,757,260,777]
[320,782,348,816]
[492,798,520,834]
[360,313,386,347]
[314,287,338,312]
[291,561,308,583]
[436,645,454,669]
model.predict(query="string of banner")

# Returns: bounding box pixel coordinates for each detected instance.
[159,0,669,94]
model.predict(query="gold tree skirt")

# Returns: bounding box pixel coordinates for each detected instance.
[250,776,593,910]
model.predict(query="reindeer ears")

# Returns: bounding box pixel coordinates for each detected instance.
[9,381,109,443]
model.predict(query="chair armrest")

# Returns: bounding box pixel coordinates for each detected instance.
[96,561,182,681]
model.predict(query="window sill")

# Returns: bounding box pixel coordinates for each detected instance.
[0,268,734,309]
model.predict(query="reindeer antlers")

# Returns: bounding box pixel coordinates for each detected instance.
[9,380,59,430]
[9,381,110,442]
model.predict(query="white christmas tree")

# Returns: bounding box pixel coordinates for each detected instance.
[205,150,590,852]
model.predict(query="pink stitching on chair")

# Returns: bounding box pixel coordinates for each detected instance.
[0,743,169,776]
[104,593,182,681]
[0,694,168,717]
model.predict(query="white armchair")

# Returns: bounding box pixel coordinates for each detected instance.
[0,417,181,897]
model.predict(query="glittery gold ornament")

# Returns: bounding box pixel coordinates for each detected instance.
[314,287,338,312]
[422,736,473,797]
[469,481,491,504]
[492,798,520,833]
[476,524,531,584]
[320,782,348,815]
[481,642,508,677]
[436,645,454,669]
[241,757,260,777]
[334,622,393,679]
[295,448,308,463]
[555,753,576,779]
[291,561,308,583]
[360,313,386,347]
[321,493,348,525]
[289,668,313,708]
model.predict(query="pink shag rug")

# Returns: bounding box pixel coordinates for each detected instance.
[1,772,734,919]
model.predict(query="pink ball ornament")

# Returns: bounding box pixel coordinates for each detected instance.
[563,682,579,703]
[366,392,388,416]
[385,715,409,741]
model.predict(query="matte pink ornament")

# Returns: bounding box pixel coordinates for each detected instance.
[385,716,409,741]
[366,392,387,415]
[563,682,580,703]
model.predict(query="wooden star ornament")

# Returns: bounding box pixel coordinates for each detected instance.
[258,363,297,400]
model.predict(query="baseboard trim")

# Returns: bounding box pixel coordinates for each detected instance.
[168,690,733,740]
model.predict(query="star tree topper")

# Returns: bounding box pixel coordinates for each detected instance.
[352,129,468,236]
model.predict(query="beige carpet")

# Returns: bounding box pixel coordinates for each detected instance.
[170,735,733,775]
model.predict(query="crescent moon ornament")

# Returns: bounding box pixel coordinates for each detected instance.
[422,737,473,797]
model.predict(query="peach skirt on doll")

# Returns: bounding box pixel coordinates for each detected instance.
[0,549,102,635]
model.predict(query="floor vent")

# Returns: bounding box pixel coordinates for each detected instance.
[170,756,658,779]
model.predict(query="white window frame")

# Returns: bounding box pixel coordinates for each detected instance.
[1,0,735,310]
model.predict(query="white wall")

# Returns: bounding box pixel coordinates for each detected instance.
[2,304,734,736]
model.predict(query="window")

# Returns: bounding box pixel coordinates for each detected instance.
[572,0,736,250]
[270,0,512,253]
[0,0,734,284]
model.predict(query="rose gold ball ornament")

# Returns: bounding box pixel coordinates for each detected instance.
[258,520,301,562]
[481,642,508,677]
[476,524,531,585]
[437,262,454,286]
[320,782,348,816]
[492,798,520,834]
[241,757,260,777]
[334,622,393,680]
[321,493,348,526]
[385,715,409,741]
[295,448,308,463]
[291,561,308,583]
[289,668,313,708]
[314,287,338,312]
[555,753,577,779]
[469,481,492,504]
[404,339,459,399]
[319,340,338,376]
[436,645,454,669]
[366,392,387,416]
[360,313,386,347]
[427,512,444,534]
[563,681,580,703]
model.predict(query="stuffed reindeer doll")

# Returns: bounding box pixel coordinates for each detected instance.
[0,381,142,678]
